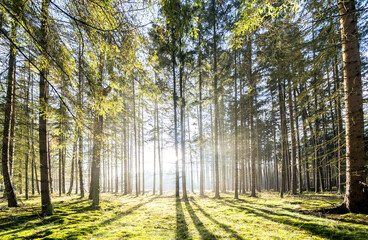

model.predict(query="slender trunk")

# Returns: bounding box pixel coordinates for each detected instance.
[153,100,157,195]
[142,104,145,194]
[187,111,194,193]
[39,0,53,215]
[288,78,297,195]
[68,137,77,195]
[294,94,303,193]
[234,51,239,199]
[198,31,204,197]
[179,36,187,201]
[78,42,84,198]
[212,0,220,199]
[25,75,31,200]
[1,18,18,207]
[271,98,279,191]
[248,36,256,198]
[124,114,128,195]
[278,78,287,198]
[172,42,180,198]
[157,103,162,195]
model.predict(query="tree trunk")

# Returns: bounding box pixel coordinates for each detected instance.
[234,50,239,199]
[338,0,368,213]
[39,0,53,215]
[1,18,18,207]
[212,0,220,199]
[248,35,256,198]
[91,115,103,206]
[157,102,163,195]
[179,36,188,201]
[68,137,77,195]
[198,31,204,197]
[288,78,297,195]
[142,104,145,194]
[278,78,287,198]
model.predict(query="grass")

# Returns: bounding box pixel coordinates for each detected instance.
[1,192,368,239]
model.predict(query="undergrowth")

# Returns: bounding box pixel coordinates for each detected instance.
[0,192,367,239]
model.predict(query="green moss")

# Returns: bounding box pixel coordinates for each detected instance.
[0,192,367,239]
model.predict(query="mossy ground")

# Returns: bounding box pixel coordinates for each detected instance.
[1,192,367,239]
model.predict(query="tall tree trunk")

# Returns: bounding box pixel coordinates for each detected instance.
[1,18,18,207]
[39,0,53,215]
[288,78,297,195]
[187,111,194,193]
[271,97,279,192]
[172,40,180,198]
[198,31,204,197]
[234,50,239,199]
[248,36,256,198]
[133,79,139,196]
[31,78,36,195]
[338,0,368,213]
[278,78,287,198]
[142,104,145,194]
[293,89,303,193]
[153,99,157,195]
[78,42,84,198]
[157,103,163,195]
[179,36,187,201]
[25,73,31,200]
[212,0,220,199]
[123,114,128,195]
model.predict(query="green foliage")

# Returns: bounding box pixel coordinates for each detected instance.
[233,0,297,47]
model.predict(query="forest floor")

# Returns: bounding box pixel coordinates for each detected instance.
[1,192,368,239]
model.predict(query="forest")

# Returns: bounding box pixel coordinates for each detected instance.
[0,0,368,239]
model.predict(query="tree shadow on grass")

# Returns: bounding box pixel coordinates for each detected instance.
[176,199,189,240]
[184,201,217,240]
[191,200,245,240]
[0,214,64,238]
[98,196,159,226]
[63,196,159,239]
[221,200,368,240]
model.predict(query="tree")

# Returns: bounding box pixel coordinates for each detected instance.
[1,10,19,208]
[338,0,368,213]
[39,0,53,215]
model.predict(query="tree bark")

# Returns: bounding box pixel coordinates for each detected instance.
[39,0,53,215]
[338,0,368,213]
[1,18,18,207]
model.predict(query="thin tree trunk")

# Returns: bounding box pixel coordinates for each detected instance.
[179,36,187,201]
[157,102,163,195]
[142,104,145,194]
[68,137,77,195]
[288,78,297,195]
[1,18,18,207]
[234,50,239,199]
[198,31,204,197]
[278,78,287,198]
[212,0,220,199]
[39,0,53,215]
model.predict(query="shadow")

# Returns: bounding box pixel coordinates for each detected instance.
[99,196,159,226]
[191,200,244,240]
[0,214,64,238]
[63,196,159,239]
[176,199,189,240]
[220,200,368,240]
[184,201,217,240]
